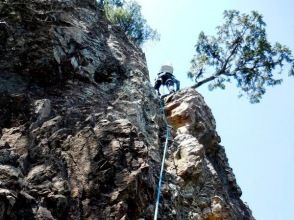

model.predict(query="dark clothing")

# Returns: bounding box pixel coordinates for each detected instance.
[154,72,180,94]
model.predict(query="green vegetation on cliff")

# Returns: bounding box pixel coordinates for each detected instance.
[101,0,159,46]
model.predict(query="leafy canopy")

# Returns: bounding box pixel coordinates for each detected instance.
[99,0,123,7]
[189,10,294,103]
[102,0,159,46]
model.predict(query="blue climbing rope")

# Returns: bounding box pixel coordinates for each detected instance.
[154,99,170,220]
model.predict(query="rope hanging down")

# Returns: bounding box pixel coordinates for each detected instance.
[154,99,171,220]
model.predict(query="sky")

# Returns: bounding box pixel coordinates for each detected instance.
[135,0,294,219]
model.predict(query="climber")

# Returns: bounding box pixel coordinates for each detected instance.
[154,64,180,96]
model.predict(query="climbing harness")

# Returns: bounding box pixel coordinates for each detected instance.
[165,78,176,93]
[154,99,171,220]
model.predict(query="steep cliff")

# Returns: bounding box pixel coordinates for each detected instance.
[0,1,253,219]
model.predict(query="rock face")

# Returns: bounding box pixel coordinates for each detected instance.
[162,90,253,219]
[0,1,253,219]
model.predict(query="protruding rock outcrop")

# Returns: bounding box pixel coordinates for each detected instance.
[162,89,253,219]
[0,1,253,219]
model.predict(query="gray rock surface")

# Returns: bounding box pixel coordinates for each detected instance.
[0,0,253,219]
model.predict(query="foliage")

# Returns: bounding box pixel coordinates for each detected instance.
[99,0,124,7]
[189,10,294,103]
[102,0,159,46]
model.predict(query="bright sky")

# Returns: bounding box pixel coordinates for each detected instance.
[136,0,294,219]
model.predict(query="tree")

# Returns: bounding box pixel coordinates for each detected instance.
[103,0,159,46]
[99,0,124,7]
[189,10,294,103]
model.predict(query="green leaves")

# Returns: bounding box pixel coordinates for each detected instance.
[190,10,294,103]
[103,0,159,46]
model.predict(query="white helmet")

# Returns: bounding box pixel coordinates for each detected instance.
[160,63,173,73]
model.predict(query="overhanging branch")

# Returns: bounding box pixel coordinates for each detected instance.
[191,37,241,89]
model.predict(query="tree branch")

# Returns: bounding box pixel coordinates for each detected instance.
[192,37,241,89]
[191,75,217,88]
